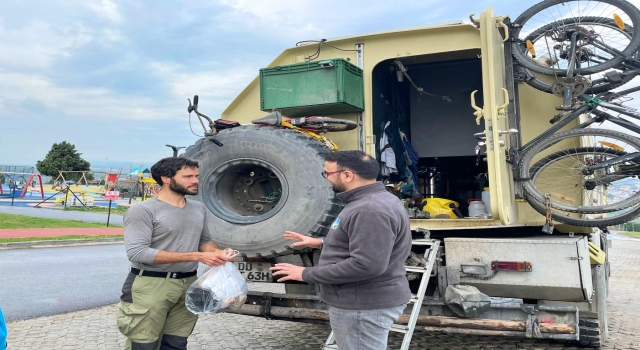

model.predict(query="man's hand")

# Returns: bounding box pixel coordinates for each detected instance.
[198,248,236,266]
[270,263,305,282]
[283,231,323,249]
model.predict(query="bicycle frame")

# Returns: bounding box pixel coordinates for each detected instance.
[512,84,640,175]
[536,27,640,106]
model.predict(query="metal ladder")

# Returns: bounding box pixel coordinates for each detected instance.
[322,239,441,350]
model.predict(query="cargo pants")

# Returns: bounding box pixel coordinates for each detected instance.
[116,271,198,350]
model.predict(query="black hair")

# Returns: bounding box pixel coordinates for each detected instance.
[324,150,379,180]
[150,157,199,186]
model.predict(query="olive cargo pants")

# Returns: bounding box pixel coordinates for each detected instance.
[116,272,198,350]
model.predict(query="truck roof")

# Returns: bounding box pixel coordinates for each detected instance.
[295,20,466,45]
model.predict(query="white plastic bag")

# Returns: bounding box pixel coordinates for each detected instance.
[185,261,248,315]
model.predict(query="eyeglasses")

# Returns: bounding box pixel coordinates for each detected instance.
[321,170,346,179]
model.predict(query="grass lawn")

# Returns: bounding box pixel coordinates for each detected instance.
[0,235,123,243]
[0,213,117,229]
[617,231,640,238]
[64,205,129,215]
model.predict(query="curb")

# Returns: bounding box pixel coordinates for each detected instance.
[0,237,124,250]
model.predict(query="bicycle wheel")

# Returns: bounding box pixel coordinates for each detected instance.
[527,146,640,226]
[525,193,640,226]
[512,0,640,76]
[287,117,357,132]
[530,147,640,226]
[522,128,640,214]
[516,17,638,94]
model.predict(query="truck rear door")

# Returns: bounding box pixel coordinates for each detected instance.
[477,8,517,225]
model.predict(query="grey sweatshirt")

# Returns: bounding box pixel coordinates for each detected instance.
[123,198,213,272]
[302,182,412,310]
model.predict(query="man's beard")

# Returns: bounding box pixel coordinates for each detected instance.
[331,179,346,193]
[169,178,198,195]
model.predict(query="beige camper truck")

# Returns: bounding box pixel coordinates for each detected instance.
[180,4,637,346]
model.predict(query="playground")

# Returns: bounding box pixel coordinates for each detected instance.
[0,167,160,210]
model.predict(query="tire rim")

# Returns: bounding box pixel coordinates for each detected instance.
[202,158,288,224]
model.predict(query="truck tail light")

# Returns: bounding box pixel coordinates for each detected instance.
[491,261,532,272]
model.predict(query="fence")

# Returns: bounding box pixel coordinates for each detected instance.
[610,222,640,232]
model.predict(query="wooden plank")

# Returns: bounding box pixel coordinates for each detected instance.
[397,315,574,334]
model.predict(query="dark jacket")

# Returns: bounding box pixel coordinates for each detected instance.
[302,182,412,309]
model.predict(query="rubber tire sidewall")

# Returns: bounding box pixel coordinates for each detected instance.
[182,126,339,257]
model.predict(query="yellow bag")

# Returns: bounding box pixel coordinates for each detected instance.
[422,198,460,218]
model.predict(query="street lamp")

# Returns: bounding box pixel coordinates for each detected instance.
[105,158,110,172]
[166,144,186,157]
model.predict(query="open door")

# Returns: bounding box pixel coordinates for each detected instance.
[477,8,518,225]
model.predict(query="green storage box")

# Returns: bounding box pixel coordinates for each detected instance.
[259,59,364,117]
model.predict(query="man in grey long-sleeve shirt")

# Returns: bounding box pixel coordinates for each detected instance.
[271,150,412,350]
[116,157,234,350]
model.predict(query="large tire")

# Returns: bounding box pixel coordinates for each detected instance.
[182,125,342,258]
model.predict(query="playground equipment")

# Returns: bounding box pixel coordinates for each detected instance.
[35,184,90,208]
[52,189,95,206]
[140,177,159,201]
[51,169,122,193]
[0,171,44,199]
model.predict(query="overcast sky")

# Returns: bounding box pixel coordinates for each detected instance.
[1,0,639,168]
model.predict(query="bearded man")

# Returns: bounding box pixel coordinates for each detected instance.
[116,157,233,350]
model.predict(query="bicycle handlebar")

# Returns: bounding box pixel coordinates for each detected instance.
[187,94,223,147]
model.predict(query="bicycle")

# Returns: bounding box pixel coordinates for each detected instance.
[250,113,357,151]
[510,0,640,108]
[506,85,640,227]
[187,95,357,152]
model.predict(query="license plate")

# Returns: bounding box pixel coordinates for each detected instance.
[233,262,273,282]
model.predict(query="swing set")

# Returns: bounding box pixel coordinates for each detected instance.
[51,169,122,193]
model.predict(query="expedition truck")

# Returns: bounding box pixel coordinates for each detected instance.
[181,0,640,346]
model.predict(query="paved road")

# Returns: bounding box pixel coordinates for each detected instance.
[0,205,123,226]
[7,240,640,349]
[0,244,129,322]
[0,243,240,322]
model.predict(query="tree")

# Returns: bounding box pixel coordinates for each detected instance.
[36,141,91,182]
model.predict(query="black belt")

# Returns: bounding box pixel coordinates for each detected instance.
[130,267,197,279]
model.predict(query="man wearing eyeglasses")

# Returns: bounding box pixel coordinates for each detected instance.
[271,150,412,350]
